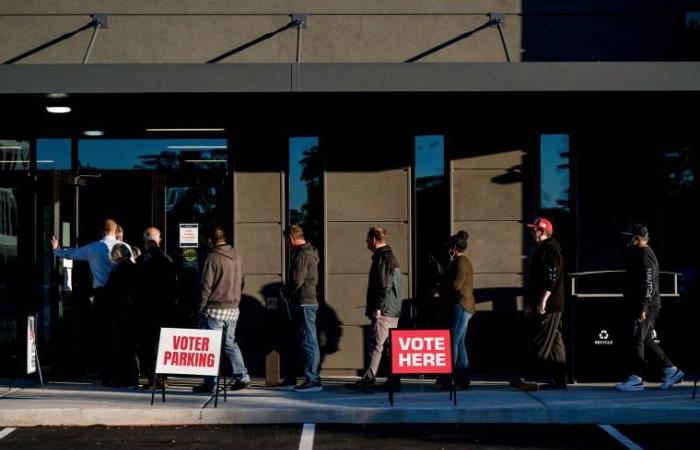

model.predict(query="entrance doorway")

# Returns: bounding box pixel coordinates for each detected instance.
[45,138,230,378]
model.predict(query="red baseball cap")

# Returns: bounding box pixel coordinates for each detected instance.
[527,217,553,234]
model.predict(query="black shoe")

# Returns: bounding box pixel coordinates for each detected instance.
[346,378,375,393]
[192,384,215,394]
[294,379,322,393]
[144,377,168,390]
[539,382,567,390]
[376,380,403,392]
[276,377,297,391]
[229,378,251,391]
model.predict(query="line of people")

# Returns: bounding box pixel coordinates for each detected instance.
[51,217,685,394]
[51,221,179,388]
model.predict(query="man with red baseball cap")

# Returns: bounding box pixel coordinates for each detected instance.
[511,216,567,391]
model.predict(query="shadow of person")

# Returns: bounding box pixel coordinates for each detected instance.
[233,293,268,376]
[317,298,343,365]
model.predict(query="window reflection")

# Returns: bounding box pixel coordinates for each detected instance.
[78,139,227,170]
[540,134,570,210]
[0,140,30,171]
[414,135,447,328]
[0,186,19,352]
[37,139,72,170]
[289,137,322,246]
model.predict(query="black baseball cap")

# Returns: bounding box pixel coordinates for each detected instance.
[621,223,649,238]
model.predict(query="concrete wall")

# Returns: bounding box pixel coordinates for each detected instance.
[323,134,411,374]
[234,135,285,374]
[1,1,696,64]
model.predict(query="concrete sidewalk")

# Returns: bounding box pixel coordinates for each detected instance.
[1,377,698,427]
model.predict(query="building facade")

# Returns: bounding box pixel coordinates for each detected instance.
[1,1,698,379]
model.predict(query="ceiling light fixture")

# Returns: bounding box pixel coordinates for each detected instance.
[167,145,228,149]
[146,128,225,132]
[46,106,71,114]
[83,130,105,137]
[46,93,69,99]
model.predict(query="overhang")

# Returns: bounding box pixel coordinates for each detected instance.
[1,62,699,94]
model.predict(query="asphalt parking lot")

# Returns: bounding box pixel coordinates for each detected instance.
[1,424,699,449]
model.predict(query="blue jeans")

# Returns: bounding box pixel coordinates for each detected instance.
[295,304,321,382]
[451,305,473,380]
[199,313,249,388]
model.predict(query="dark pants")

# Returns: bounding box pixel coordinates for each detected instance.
[530,312,567,384]
[629,304,672,376]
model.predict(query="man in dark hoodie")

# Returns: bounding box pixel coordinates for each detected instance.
[616,224,684,391]
[347,226,402,393]
[278,224,322,392]
[192,226,249,393]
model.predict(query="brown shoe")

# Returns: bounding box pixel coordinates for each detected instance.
[509,378,540,391]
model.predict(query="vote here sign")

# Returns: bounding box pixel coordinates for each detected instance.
[391,329,452,374]
[156,328,223,376]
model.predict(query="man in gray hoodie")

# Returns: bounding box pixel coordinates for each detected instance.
[192,226,250,393]
[279,224,322,392]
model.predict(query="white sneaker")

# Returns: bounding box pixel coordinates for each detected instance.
[616,375,644,391]
[660,366,684,390]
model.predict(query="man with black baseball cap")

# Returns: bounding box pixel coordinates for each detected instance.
[616,224,684,391]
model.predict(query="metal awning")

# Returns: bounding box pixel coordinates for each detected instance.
[1,62,700,94]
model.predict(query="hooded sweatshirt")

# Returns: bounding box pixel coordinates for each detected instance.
[199,244,244,311]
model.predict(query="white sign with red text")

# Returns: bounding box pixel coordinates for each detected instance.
[179,223,199,248]
[156,328,222,376]
[391,329,452,374]
[27,316,37,374]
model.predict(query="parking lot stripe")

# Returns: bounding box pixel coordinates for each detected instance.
[0,428,17,440]
[599,425,643,450]
[299,423,315,450]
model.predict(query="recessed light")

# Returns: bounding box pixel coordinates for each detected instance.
[146,128,225,132]
[167,145,227,149]
[46,106,71,114]
[83,130,104,136]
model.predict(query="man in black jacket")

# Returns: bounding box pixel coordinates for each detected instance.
[347,227,402,393]
[616,224,684,391]
[135,227,178,389]
[511,217,567,391]
[279,224,322,392]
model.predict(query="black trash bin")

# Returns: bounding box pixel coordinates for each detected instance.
[568,270,681,382]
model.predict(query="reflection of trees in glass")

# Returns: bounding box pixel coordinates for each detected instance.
[293,145,322,246]
[138,149,227,171]
[663,147,695,196]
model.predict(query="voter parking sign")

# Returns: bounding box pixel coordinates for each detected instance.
[156,327,223,376]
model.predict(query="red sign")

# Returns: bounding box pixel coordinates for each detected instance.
[391,329,452,374]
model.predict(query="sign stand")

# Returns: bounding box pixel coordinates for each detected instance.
[150,327,224,406]
[11,315,44,390]
[389,329,454,406]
